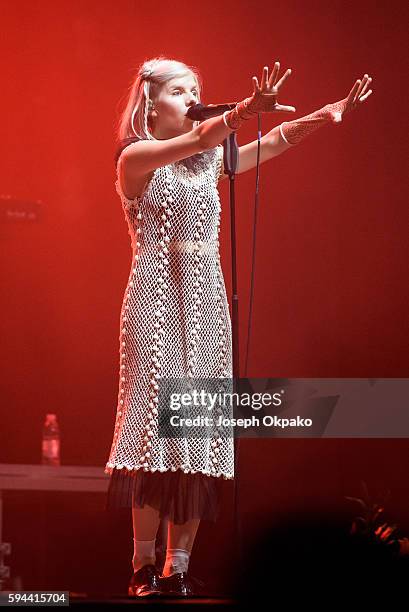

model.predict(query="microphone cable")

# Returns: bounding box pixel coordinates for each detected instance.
[233,112,262,574]
[244,112,262,377]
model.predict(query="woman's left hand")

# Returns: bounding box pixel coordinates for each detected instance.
[326,73,373,123]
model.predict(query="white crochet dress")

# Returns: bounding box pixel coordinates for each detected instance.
[104,143,234,521]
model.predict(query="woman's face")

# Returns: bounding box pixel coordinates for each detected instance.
[150,73,200,140]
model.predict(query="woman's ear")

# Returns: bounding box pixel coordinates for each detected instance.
[148,99,158,118]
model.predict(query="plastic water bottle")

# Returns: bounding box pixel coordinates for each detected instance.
[41,413,61,466]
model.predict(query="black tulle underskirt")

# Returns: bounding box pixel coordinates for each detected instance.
[105,467,226,524]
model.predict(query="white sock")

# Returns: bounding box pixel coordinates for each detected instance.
[162,548,190,577]
[132,538,156,573]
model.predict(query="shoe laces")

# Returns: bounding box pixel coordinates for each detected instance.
[162,571,205,589]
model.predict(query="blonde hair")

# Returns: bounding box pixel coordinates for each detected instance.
[116,55,203,143]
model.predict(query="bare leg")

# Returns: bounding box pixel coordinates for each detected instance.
[131,491,161,573]
[155,518,169,575]
[162,518,201,577]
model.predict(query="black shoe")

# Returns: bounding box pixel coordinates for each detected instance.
[128,564,161,597]
[159,571,205,597]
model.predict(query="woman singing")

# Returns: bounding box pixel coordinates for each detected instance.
[104,55,372,597]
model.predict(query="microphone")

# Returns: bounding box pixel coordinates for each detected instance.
[186,102,237,121]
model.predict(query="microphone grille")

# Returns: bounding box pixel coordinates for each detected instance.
[186,104,205,121]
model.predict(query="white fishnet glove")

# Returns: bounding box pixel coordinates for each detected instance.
[280,73,373,145]
[224,62,296,130]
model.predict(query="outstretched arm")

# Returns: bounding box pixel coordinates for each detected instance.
[227,126,292,177]
[226,73,373,178]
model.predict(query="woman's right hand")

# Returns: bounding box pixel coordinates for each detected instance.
[247,62,296,114]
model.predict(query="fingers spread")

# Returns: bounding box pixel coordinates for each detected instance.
[347,80,360,104]
[260,66,268,90]
[268,61,280,88]
[355,74,369,99]
[276,104,296,113]
[359,89,373,102]
[352,79,361,104]
[275,68,291,90]
[358,76,372,99]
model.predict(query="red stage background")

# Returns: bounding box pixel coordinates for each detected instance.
[1,0,408,593]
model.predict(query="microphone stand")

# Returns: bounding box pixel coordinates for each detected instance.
[221,133,244,578]
[223,134,240,380]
